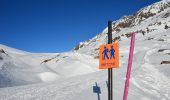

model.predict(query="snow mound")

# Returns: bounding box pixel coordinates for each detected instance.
[38,72,59,82]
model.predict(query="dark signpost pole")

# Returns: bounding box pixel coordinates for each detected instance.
[108,21,113,100]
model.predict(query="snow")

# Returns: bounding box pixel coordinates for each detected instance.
[38,72,59,82]
[0,0,170,100]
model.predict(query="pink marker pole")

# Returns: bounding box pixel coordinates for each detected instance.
[123,32,136,100]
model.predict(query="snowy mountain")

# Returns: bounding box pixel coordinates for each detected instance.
[74,0,170,54]
[0,0,170,100]
[0,44,98,88]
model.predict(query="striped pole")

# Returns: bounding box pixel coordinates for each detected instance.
[123,32,136,100]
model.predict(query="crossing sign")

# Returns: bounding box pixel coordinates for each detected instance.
[99,42,119,69]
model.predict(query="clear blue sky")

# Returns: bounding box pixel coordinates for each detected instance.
[0,0,160,53]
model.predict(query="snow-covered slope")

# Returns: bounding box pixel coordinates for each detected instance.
[0,0,170,100]
[0,44,98,88]
[75,0,170,57]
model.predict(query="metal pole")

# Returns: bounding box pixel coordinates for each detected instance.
[108,21,113,100]
[108,69,110,100]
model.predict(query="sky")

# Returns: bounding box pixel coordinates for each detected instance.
[0,0,160,53]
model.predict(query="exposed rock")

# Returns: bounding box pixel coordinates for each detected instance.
[113,36,121,42]
[162,12,170,18]
[74,44,80,50]
[136,30,146,35]
[166,53,170,55]
[147,37,154,40]
[0,56,3,60]
[158,49,167,52]
[158,39,165,41]
[0,49,5,53]
[161,61,170,64]
[125,33,132,38]
[74,43,85,51]
[42,59,52,63]
[115,28,121,32]
[121,34,125,36]
[139,12,156,19]
[62,56,68,58]
[157,22,162,25]
[165,24,170,29]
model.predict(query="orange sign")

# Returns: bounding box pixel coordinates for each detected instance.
[99,42,119,69]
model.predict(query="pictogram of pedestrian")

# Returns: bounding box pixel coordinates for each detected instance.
[99,43,119,69]
[102,46,109,60]
[110,46,115,59]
